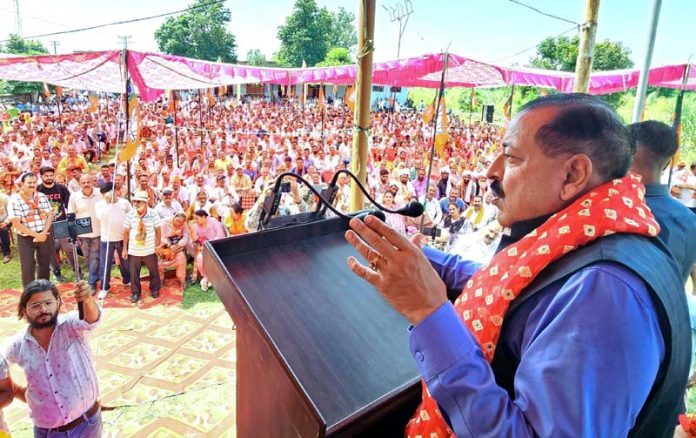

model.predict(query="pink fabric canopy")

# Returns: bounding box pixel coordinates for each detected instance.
[0,50,691,102]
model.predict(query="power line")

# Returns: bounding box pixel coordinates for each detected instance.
[505,0,580,26]
[488,25,579,64]
[0,6,71,29]
[0,0,227,43]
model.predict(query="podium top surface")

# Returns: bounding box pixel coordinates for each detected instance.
[207,217,420,432]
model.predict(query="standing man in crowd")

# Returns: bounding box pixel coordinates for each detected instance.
[68,174,102,293]
[344,94,689,436]
[37,166,74,283]
[95,182,132,299]
[4,279,102,437]
[628,120,696,284]
[9,172,54,288]
[123,191,162,303]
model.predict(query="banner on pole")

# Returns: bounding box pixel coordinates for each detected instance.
[118,93,141,162]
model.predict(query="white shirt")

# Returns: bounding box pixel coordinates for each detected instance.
[3,311,101,429]
[674,170,696,208]
[155,199,184,220]
[94,197,132,241]
[67,189,102,238]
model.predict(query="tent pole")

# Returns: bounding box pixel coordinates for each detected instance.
[631,0,662,122]
[349,0,376,212]
[421,52,450,231]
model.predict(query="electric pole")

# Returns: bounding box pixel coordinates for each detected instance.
[573,0,600,92]
[117,35,133,49]
[14,0,22,36]
[382,0,413,59]
[49,40,60,54]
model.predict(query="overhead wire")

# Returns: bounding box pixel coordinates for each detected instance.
[487,25,579,64]
[505,0,580,26]
[0,0,227,43]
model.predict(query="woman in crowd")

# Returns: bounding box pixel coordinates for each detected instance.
[189,209,225,291]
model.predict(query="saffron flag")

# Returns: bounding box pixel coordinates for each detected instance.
[434,97,448,160]
[345,86,356,112]
[42,83,51,99]
[118,93,141,162]
[422,99,435,125]
[503,92,513,121]
[55,86,62,98]
[167,90,176,115]
[207,88,215,107]
[670,78,687,168]
[318,85,326,112]
[88,95,99,113]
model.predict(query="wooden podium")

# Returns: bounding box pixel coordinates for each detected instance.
[205,216,421,437]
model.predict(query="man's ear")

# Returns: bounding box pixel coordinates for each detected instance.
[559,154,594,202]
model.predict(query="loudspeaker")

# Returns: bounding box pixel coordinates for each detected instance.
[482,105,494,123]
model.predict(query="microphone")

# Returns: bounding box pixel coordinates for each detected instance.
[394,201,425,218]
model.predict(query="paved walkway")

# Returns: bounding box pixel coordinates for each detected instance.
[1,284,237,437]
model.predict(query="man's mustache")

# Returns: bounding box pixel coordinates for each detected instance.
[490,180,504,198]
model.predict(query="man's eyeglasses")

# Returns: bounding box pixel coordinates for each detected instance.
[27,299,58,312]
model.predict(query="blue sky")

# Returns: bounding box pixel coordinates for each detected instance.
[0,0,692,68]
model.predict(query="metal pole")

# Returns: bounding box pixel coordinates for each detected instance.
[573,0,600,93]
[631,0,662,122]
[124,49,131,201]
[349,0,376,212]
[421,53,449,230]
[174,91,180,165]
[198,89,203,147]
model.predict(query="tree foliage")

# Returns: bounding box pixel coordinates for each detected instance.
[529,35,634,108]
[245,49,267,66]
[326,8,357,52]
[154,0,237,63]
[316,47,353,67]
[276,0,357,67]
[530,35,633,72]
[0,34,49,97]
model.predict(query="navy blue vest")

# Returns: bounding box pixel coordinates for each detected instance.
[490,234,690,437]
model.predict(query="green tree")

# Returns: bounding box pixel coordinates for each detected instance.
[529,35,633,108]
[530,36,633,72]
[327,7,357,52]
[316,47,353,67]
[276,0,333,67]
[245,49,267,66]
[0,34,50,96]
[154,0,237,62]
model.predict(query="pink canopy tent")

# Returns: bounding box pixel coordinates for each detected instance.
[0,50,691,102]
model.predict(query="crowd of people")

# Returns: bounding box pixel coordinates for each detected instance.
[0,91,695,436]
[0,94,518,298]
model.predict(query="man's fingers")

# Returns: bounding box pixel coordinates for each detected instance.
[347,256,380,284]
[364,215,413,251]
[345,230,381,264]
[348,218,398,256]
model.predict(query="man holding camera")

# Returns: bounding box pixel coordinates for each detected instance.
[8,172,54,288]
[4,279,102,437]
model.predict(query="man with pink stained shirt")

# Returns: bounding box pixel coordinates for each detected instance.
[3,279,102,437]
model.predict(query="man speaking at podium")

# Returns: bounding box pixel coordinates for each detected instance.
[345,94,689,437]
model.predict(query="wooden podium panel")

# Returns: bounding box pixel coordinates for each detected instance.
[205,216,421,437]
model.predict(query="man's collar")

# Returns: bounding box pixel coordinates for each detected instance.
[496,214,553,253]
[644,183,668,197]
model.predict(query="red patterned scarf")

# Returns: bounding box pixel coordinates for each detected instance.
[405,174,659,437]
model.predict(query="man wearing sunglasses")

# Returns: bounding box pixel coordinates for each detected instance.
[3,279,102,437]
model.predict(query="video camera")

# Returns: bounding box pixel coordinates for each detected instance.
[52,213,92,243]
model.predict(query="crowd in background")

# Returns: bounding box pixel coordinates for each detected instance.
[0,93,694,297]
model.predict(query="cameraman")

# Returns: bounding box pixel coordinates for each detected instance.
[4,279,102,437]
